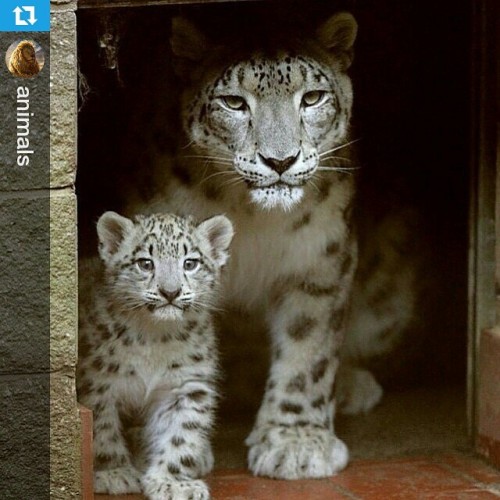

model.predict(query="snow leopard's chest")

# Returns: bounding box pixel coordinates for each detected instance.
[222,184,352,310]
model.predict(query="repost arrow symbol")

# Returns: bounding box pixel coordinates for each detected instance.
[13,6,28,25]
[22,6,37,25]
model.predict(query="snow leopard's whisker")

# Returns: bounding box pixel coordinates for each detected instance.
[320,155,352,163]
[308,178,321,194]
[319,138,361,157]
[121,302,146,312]
[317,165,359,175]
[199,170,237,185]
[183,154,233,163]
[197,144,234,156]
[199,160,233,177]
[317,166,360,172]
[193,300,225,313]
[180,139,195,149]
[219,178,245,189]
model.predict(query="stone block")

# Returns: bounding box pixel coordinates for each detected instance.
[51,0,77,10]
[50,11,77,188]
[0,193,50,374]
[0,374,50,499]
[50,371,81,499]
[50,189,78,371]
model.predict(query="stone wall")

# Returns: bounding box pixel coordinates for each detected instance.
[50,0,80,497]
[0,6,79,496]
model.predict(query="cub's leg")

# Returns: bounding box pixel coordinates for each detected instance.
[80,386,142,494]
[141,381,215,500]
[246,246,355,479]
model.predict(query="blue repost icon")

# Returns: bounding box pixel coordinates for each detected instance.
[0,0,50,32]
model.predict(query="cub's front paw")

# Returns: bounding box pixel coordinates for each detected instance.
[94,465,142,494]
[142,476,210,500]
[246,424,348,479]
[336,367,383,415]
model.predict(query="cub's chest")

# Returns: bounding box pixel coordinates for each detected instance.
[98,337,174,378]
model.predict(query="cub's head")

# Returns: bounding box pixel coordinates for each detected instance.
[97,211,234,321]
[171,12,357,211]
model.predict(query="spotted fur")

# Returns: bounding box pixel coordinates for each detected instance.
[77,212,233,499]
[127,11,410,479]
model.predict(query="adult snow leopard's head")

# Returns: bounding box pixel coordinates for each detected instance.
[171,12,357,211]
[97,211,234,321]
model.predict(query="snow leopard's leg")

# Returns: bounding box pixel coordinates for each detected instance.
[141,381,215,500]
[246,241,356,479]
[80,386,142,494]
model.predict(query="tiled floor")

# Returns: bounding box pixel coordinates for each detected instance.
[95,452,500,499]
[93,387,500,499]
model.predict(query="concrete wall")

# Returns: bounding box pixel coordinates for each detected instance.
[50,1,80,497]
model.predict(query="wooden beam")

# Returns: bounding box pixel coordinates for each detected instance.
[77,0,258,10]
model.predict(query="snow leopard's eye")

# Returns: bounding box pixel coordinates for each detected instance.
[183,258,200,272]
[301,90,327,107]
[137,258,154,272]
[221,95,248,111]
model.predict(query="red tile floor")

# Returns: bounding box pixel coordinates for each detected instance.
[91,387,500,499]
[95,452,500,499]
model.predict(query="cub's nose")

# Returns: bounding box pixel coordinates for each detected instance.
[259,153,299,175]
[159,288,181,303]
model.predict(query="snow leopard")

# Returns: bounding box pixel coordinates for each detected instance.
[77,211,234,499]
[126,11,415,479]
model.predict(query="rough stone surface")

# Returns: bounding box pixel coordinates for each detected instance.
[0,193,50,374]
[50,12,77,188]
[51,0,77,8]
[0,374,50,499]
[50,371,81,499]
[50,189,77,371]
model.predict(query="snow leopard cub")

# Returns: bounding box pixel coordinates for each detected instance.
[77,211,234,500]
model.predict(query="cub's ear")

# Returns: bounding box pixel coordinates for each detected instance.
[96,211,134,262]
[196,215,234,267]
[316,12,358,69]
[170,17,209,80]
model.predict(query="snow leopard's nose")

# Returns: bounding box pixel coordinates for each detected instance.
[259,153,299,175]
[159,288,181,303]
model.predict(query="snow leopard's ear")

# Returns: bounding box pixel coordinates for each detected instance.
[97,211,134,261]
[170,17,209,80]
[196,215,234,267]
[316,12,358,69]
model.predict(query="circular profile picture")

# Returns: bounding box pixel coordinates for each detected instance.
[5,40,45,78]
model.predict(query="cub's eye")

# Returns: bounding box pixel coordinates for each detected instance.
[183,259,200,272]
[137,259,154,272]
[302,91,326,107]
[221,95,247,111]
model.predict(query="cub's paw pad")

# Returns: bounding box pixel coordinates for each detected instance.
[336,367,383,415]
[142,477,209,500]
[94,466,142,494]
[246,424,348,479]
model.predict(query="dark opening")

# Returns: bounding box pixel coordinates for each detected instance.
[77,0,471,463]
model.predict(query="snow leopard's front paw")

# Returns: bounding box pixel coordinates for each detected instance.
[142,476,210,500]
[246,424,349,479]
[94,465,142,494]
[336,366,383,415]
